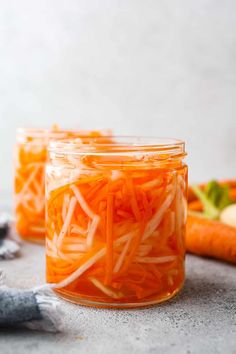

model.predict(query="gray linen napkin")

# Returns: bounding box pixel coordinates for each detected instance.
[0,214,63,332]
[0,272,63,332]
[0,213,20,259]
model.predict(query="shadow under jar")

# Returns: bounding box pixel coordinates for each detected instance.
[46,137,188,308]
[14,128,111,243]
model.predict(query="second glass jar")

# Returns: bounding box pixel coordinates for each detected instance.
[14,128,111,243]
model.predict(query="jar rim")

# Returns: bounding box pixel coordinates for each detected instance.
[48,136,186,158]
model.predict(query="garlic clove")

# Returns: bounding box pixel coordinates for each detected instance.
[220,204,236,227]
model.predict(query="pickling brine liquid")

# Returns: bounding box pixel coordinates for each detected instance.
[14,128,112,243]
[46,138,187,307]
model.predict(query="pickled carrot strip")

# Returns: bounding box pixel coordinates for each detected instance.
[135,255,178,263]
[29,226,46,234]
[89,277,124,299]
[116,210,133,219]
[70,184,95,219]
[86,179,107,201]
[86,215,100,248]
[57,196,77,248]
[105,194,114,285]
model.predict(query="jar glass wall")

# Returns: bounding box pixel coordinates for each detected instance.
[46,137,187,308]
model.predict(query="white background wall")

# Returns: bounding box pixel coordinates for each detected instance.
[0,0,236,194]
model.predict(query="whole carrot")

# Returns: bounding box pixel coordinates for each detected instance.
[186,214,236,264]
[188,200,203,212]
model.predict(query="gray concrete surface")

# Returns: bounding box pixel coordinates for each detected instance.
[0,242,235,354]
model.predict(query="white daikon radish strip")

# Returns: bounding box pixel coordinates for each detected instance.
[167,210,175,237]
[46,249,60,259]
[71,225,87,235]
[60,253,83,261]
[114,237,132,273]
[142,188,176,241]
[140,178,163,191]
[89,277,124,299]
[47,237,69,260]
[46,238,57,253]
[114,229,138,248]
[111,170,124,181]
[32,178,42,196]
[57,250,75,262]
[54,231,137,289]
[53,248,106,289]
[62,194,70,222]
[114,222,138,237]
[34,197,45,214]
[86,215,100,248]
[178,174,185,190]
[52,232,58,246]
[63,237,86,244]
[69,169,82,184]
[46,239,73,262]
[57,196,77,248]
[70,184,95,219]
[17,163,42,199]
[137,244,153,257]
[135,255,178,264]
[39,166,45,192]
[21,162,44,171]
[21,198,40,214]
[62,244,87,252]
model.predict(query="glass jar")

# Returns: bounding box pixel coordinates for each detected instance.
[46,137,187,308]
[14,128,111,243]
